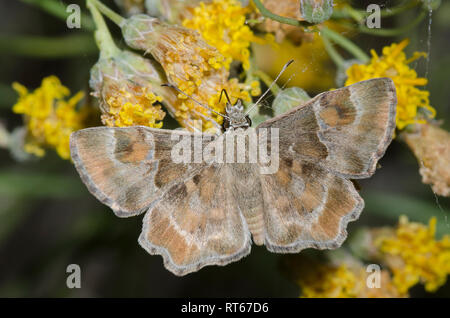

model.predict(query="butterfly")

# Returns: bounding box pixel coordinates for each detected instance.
[70,74,396,276]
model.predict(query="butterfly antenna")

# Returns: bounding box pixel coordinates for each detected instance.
[162,83,229,119]
[245,59,294,116]
[219,89,232,105]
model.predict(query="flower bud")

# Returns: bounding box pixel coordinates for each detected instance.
[300,0,333,24]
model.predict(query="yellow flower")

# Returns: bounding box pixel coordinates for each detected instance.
[285,253,404,298]
[182,0,269,70]
[376,216,450,294]
[122,15,256,132]
[115,100,165,128]
[345,39,436,130]
[12,76,88,160]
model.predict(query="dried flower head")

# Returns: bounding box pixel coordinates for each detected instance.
[346,39,436,130]
[401,123,450,197]
[12,76,88,160]
[121,14,255,132]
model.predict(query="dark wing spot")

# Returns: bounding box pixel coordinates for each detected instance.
[284,157,293,168]
[193,174,201,185]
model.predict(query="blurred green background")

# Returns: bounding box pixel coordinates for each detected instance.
[0,0,449,297]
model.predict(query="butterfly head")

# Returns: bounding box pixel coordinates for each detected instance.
[223,98,252,131]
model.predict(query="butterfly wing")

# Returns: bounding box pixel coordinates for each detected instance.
[139,162,252,276]
[256,78,396,252]
[70,126,214,217]
[259,159,364,252]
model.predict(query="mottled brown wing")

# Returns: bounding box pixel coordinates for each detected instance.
[70,126,214,217]
[259,159,363,252]
[256,78,396,252]
[139,163,251,276]
[258,78,397,178]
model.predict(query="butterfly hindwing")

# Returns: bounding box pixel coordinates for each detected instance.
[255,78,396,251]
[259,157,363,252]
[139,163,252,276]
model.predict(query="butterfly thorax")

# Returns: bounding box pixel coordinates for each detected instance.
[222,99,252,131]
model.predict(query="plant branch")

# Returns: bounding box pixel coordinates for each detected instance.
[87,0,120,58]
[332,1,421,21]
[321,35,345,69]
[89,0,125,26]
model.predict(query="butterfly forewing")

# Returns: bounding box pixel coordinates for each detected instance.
[70,126,214,217]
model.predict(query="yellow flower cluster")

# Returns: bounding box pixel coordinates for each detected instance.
[345,39,436,130]
[299,264,357,298]
[103,86,165,128]
[376,216,450,294]
[182,0,268,70]
[12,76,87,160]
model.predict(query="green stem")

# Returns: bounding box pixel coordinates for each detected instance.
[335,5,365,23]
[20,0,95,31]
[252,0,314,28]
[332,1,420,21]
[89,0,125,26]
[0,34,97,58]
[345,10,427,37]
[378,0,421,17]
[321,35,345,69]
[320,27,370,63]
[87,0,120,58]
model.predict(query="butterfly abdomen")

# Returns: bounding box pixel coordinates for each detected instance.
[245,211,265,245]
